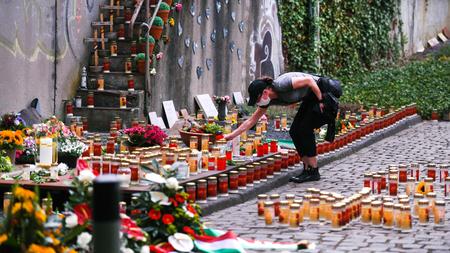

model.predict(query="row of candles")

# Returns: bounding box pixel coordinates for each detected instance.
[256,187,446,232]
[364,163,450,198]
[315,104,418,154]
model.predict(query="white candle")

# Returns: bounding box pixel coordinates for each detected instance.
[39,137,53,165]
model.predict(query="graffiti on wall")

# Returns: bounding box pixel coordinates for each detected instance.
[249,0,283,80]
[0,0,94,62]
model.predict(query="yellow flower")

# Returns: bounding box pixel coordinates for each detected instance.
[35,209,47,224]
[12,203,22,214]
[169,17,175,26]
[13,186,36,200]
[0,234,7,245]
[416,181,428,195]
[27,244,56,253]
[22,200,34,213]
[14,131,23,146]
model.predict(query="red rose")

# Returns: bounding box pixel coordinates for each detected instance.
[186,204,197,215]
[130,209,142,216]
[183,226,195,236]
[162,214,175,225]
[148,209,161,220]
[169,198,178,207]
[175,193,185,203]
[74,203,92,225]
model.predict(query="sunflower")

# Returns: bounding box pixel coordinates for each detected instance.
[416,181,428,195]
[13,186,36,201]
[14,131,24,145]
[27,244,56,253]
[0,131,14,143]
[35,209,47,224]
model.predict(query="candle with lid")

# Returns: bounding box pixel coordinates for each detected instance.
[418,199,429,225]
[238,168,247,190]
[410,162,420,181]
[400,205,412,232]
[439,164,449,183]
[398,164,408,183]
[383,202,394,229]
[433,200,445,226]
[257,194,268,218]
[196,179,207,203]
[331,203,343,231]
[309,198,320,223]
[229,171,239,193]
[389,175,398,196]
[185,183,196,202]
[413,193,424,217]
[264,201,274,225]
[270,194,281,217]
[371,200,382,226]
[427,163,437,181]
[207,176,218,200]
[218,174,228,197]
[278,201,290,225]
[289,203,300,229]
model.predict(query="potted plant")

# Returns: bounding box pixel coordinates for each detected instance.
[150,16,164,40]
[0,130,24,165]
[139,35,155,55]
[157,2,171,24]
[123,125,167,151]
[58,134,87,168]
[213,95,231,121]
[134,53,147,74]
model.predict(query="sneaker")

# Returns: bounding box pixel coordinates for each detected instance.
[289,169,310,182]
[290,168,320,183]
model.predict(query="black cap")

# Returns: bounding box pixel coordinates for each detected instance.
[247,79,269,106]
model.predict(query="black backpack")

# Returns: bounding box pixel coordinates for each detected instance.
[317,77,342,98]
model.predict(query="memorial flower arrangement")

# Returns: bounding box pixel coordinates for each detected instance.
[130,174,202,250]
[0,112,26,131]
[212,95,231,105]
[123,125,167,147]
[0,186,76,253]
[0,130,24,150]
[58,134,87,158]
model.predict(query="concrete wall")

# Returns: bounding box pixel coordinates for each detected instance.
[150,0,284,114]
[400,0,450,56]
[0,0,100,118]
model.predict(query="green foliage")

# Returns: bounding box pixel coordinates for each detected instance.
[278,0,403,78]
[159,2,171,11]
[152,16,164,27]
[203,123,224,134]
[340,47,450,119]
[0,151,13,173]
[140,35,155,44]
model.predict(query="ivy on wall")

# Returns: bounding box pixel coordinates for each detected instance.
[278,0,402,78]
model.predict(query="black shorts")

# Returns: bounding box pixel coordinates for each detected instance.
[289,101,326,157]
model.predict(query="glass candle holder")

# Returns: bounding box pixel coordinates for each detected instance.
[238,168,247,190]
[87,92,95,108]
[266,158,275,178]
[398,164,408,183]
[302,194,312,219]
[119,92,127,109]
[425,177,434,192]
[427,163,437,181]
[246,165,254,187]
[426,192,436,215]
[124,58,132,73]
[406,177,415,197]
[257,194,268,218]
[185,182,196,202]
[400,205,412,232]
[393,204,402,230]
[270,194,281,217]
[413,193,424,217]
[252,163,261,183]
[371,201,382,226]
[281,113,287,129]
[3,192,12,215]
[245,140,253,157]
[273,155,282,174]
[289,204,300,229]
[270,140,278,153]
[418,199,429,225]
[201,135,209,151]
[319,195,328,221]
[293,199,304,223]
[189,136,198,150]
[410,162,420,181]
[309,198,320,223]
[389,175,398,196]
[383,202,394,229]
[130,160,140,184]
[127,75,135,91]
[264,201,274,225]
[439,164,449,183]
[274,116,281,131]
[218,174,228,197]
[229,171,239,193]
[279,201,290,225]
[433,200,445,226]
[117,162,131,187]
[445,176,450,199]
[196,179,207,203]
[372,174,381,195]
[110,157,120,174]
[331,203,343,231]
[259,161,268,181]
[363,172,372,188]
[110,41,118,56]
[91,156,101,175]
[217,155,227,171]
[378,170,387,190]
[207,176,218,200]
[102,156,111,174]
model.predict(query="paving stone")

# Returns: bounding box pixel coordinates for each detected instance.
[203,121,450,252]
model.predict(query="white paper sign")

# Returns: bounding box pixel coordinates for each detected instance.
[162,100,179,128]
[437,33,448,42]
[427,37,439,47]
[194,94,218,118]
[233,92,245,105]
[148,112,167,129]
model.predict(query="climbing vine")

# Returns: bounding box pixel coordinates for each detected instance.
[278,0,403,79]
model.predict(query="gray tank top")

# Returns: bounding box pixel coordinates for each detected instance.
[267,72,319,106]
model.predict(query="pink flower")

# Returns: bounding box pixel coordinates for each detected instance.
[156,52,164,60]
[175,3,182,12]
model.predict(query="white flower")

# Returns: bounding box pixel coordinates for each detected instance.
[144,172,167,184]
[150,191,171,205]
[140,246,150,253]
[65,213,78,228]
[168,233,194,252]
[77,232,92,250]
[182,206,194,218]
[121,248,133,253]
[78,170,96,184]
[165,177,179,190]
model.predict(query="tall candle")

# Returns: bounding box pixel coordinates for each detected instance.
[110,15,114,32]
[39,137,53,165]
[100,14,105,50]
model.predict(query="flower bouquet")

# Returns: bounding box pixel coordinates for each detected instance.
[0,113,26,131]
[0,130,24,164]
[58,134,87,168]
[213,95,231,121]
[123,125,167,148]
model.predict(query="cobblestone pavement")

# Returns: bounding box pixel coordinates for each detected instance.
[204,121,450,253]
